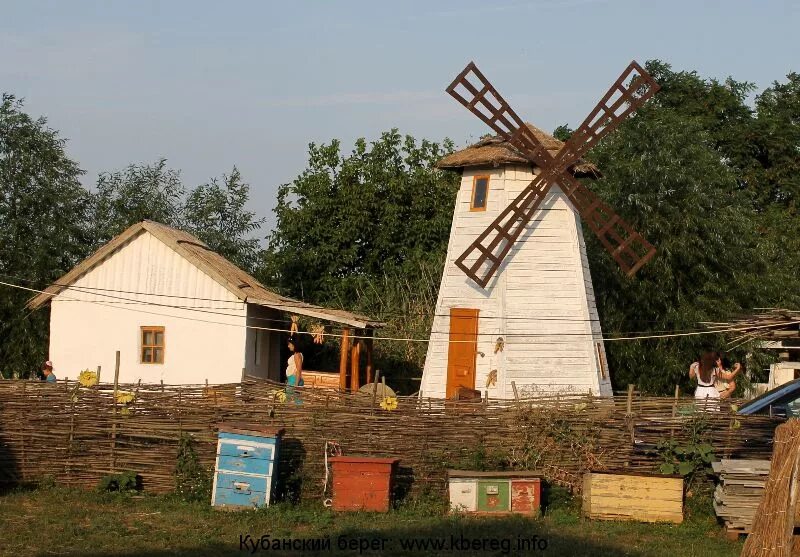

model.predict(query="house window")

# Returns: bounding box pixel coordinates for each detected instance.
[141,326,165,364]
[471,175,490,211]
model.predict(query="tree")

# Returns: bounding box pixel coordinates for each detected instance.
[92,158,185,246]
[264,130,459,390]
[584,62,800,393]
[184,167,265,274]
[552,124,573,142]
[0,94,93,377]
[265,129,459,304]
[749,72,800,210]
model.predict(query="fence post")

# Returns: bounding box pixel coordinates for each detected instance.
[626,384,635,443]
[671,384,680,438]
[178,388,183,440]
[20,381,26,482]
[67,378,76,480]
[372,370,381,408]
[110,350,120,474]
[96,365,101,386]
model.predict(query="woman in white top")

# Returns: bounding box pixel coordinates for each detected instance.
[285,336,304,401]
[689,351,739,402]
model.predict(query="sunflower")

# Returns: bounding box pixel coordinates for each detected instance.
[380,397,398,411]
[78,369,98,387]
[115,391,136,404]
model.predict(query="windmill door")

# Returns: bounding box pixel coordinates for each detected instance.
[446,308,479,398]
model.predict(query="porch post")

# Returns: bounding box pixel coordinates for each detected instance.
[365,329,374,385]
[339,328,351,391]
[350,334,362,392]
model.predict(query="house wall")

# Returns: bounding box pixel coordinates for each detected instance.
[420,165,611,399]
[244,305,283,382]
[48,230,248,384]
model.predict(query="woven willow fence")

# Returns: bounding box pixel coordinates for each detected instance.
[0,379,781,499]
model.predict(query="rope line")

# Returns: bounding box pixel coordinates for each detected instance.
[0,279,792,345]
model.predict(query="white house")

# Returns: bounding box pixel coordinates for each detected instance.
[420,124,612,399]
[28,220,381,385]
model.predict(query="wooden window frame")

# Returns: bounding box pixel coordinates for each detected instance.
[470,175,490,212]
[140,326,165,364]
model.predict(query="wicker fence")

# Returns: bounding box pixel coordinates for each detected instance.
[0,379,781,500]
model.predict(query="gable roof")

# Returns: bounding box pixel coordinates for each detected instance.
[436,123,600,176]
[27,220,384,329]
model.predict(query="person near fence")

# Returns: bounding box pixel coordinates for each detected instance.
[285,336,304,403]
[41,360,57,383]
[689,351,739,403]
[714,353,741,400]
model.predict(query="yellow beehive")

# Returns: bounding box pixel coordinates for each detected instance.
[582,472,683,524]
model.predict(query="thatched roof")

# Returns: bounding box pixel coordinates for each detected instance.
[437,123,600,176]
[27,220,384,329]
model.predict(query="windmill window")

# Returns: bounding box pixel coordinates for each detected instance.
[471,176,490,211]
[141,326,165,364]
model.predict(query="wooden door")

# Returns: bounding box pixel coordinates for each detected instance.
[446,308,479,398]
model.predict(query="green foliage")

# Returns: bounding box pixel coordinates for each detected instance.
[0,94,92,378]
[97,470,140,493]
[265,129,458,300]
[184,167,265,274]
[655,411,715,490]
[586,61,800,393]
[92,158,185,245]
[174,434,211,502]
[264,129,459,391]
[552,124,574,142]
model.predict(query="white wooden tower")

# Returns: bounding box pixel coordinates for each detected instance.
[420,62,660,399]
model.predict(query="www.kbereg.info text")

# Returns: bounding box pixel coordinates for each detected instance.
[240,533,549,553]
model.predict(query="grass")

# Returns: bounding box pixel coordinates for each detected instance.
[0,484,742,556]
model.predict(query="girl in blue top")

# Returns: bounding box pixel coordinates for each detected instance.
[42,360,57,383]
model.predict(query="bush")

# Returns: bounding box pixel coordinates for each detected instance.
[175,434,211,502]
[98,471,141,493]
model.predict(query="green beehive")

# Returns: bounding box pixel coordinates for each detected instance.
[477,480,510,512]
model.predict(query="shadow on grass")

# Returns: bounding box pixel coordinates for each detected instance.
[55,513,647,556]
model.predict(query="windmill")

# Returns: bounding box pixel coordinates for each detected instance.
[420,61,660,399]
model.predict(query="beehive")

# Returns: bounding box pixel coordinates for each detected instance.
[582,472,683,523]
[448,471,542,514]
[328,456,399,512]
[211,423,283,510]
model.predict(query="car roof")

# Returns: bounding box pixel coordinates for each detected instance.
[739,378,800,414]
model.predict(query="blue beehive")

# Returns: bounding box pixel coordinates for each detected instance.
[211,423,284,509]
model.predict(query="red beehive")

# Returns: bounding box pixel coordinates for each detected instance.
[511,479,542,513]
[328,456,399,512]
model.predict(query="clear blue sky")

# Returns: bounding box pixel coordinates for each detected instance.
[2,0,797,232]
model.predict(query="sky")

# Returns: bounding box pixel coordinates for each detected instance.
[2,0,798,234]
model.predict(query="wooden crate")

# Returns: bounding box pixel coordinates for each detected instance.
[582,472,683,524]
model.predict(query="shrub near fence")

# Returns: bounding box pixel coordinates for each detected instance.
[0,379,781,500]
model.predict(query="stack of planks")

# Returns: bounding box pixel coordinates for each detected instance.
[712,459,771,536]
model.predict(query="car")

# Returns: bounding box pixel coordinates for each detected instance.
[737,378,800,417]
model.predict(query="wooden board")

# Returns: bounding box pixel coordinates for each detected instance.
[302,370,340,390]
[582,472,683,524]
